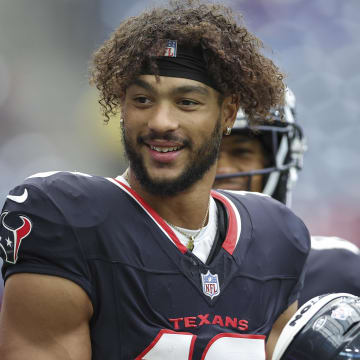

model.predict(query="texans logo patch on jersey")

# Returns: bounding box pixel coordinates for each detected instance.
[0,211,32,264]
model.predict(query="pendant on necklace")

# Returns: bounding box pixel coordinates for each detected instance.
[187,236,195,251]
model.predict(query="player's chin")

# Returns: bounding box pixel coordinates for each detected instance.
[147,166,184,183]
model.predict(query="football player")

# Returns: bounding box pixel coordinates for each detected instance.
[0,1,310,359]
[272,293,360,359]
[214,88,360,307]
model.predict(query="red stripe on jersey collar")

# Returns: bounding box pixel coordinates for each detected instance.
[211,190,239,255]
[113,179,239,255]
[113,178,188,254]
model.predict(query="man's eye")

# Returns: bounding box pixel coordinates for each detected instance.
[178,99,199,106]
[134,96,151,104]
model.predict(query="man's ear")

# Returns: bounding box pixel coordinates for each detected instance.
[221,95,240,135]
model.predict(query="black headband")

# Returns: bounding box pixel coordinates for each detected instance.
[142,40,219,91]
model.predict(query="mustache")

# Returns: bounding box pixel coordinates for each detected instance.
[138,131,190,147]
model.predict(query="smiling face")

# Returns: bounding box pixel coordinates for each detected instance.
[214,132,268,192]
[121,75,236,196]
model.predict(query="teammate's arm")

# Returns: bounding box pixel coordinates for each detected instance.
[265,300,298,359]
[0,273,93,360]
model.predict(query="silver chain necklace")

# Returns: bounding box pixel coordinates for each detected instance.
[123,169,210,251]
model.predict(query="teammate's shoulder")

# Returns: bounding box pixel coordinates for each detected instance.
[305,236,360,299]
[311,235,360,255]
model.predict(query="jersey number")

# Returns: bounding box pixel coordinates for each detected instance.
[136,330,266,359]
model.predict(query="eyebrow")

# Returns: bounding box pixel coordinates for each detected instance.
[171,85,210,97]
[131,78,157,93]
[130,78,210,97]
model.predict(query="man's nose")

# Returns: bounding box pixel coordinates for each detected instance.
[217,152,238,174]
[147,103,179,133]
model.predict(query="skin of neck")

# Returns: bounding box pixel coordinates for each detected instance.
[125,164,217,230]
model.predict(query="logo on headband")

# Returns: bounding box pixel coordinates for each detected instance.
[164,40,177,57]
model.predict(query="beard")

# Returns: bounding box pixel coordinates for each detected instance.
[122,117,222,197]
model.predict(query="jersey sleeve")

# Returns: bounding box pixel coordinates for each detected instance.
[0,179,95,304]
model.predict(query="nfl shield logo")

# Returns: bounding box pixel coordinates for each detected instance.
[164,40,177,57]
[201,270,220,299]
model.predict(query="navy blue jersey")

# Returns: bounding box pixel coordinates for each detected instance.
[0,172,310,359]
[299,236,360,307]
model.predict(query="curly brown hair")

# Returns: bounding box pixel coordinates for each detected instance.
[90,0,285,124]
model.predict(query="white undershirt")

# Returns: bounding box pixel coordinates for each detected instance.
[168,197,218,263]
[118,175,218,263]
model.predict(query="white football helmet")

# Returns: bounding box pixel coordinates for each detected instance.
[272,293,360,360]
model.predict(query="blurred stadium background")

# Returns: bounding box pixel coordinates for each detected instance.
[1,0,359,303]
